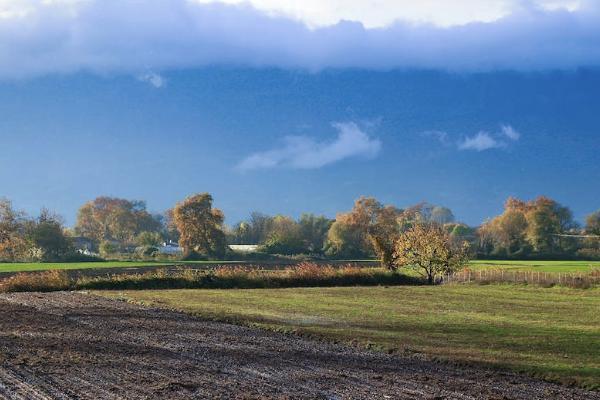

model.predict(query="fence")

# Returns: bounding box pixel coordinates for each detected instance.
[441,268,600,288]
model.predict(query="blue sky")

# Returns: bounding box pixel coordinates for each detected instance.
[0,1,599,226]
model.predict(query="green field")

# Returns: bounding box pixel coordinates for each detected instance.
[0,259,598,274]
[101,285,600,389]
[0,260,242,273]
[469,260,600,273]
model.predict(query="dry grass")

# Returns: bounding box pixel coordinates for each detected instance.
[0,270,71,292]
[0,263,417,292]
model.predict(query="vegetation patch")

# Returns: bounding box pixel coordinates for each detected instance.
[0,263,419,292]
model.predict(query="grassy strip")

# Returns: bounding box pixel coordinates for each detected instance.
[98,285,600,390]
[0,264,420,292]
[0,259,598,274]
[469,260,600,273]
[0,260,249,273]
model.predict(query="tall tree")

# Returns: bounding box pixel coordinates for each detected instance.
[24,209,72,261]
[248,212,275,244]
[430,206,455,225]
[525,196,575,254]
[324,197,379,258]
[75,197,161,245]
[325,197,402,266]
[477,196,575,257]
[172,193,226,258]
[261,215,305,255]
[298,213,333,253]
[585,210,600,235]
[0,198,28,261]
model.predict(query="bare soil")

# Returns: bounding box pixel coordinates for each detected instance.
[0,292,596,400]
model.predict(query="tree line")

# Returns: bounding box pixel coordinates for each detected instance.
[1,193,599,263]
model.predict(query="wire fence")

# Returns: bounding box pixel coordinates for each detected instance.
[441,268,600,288]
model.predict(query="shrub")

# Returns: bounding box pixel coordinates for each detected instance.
[1,270,71,292]
[576,248,600,260]
[136,245,159,257]
[99,241,119,258]
[260,235,307,255]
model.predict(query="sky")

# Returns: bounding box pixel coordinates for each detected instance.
[0,0,599,226]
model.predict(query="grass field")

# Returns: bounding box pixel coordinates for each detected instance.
[0,259,598,274]
[0,260,250,273]
[101,285,600,389]
[469,260,600,273]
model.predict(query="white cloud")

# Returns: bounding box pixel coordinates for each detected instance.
[137,71,165,88]
[458,132,504,151]
[236,122,381,171]
[0,0,599,79]
[192,0,512,28]
[192,0,583,28]
[501,125,521,140]
[458,125,521,151]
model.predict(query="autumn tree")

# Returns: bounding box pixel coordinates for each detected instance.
[325,197,402,266]
[477,196,575,257]
[0,198,28,261]
[1,200,72,262]
[163,208,180,243]
[525,196,575,254]
[75,197,161,246]
[585,210,600,235]
[478,207,529,257]
[579,210,600,258]
[394,223,470,284]
[324,197,380,258]
[367,204,403,269]
[172,193,226,258]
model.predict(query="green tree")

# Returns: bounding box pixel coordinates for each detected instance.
[24,209,72,262]
[248,212,275,244]
[172,193,226,258]
[136,231,163,247]
[261,215,305,255]
[298,213,332,253]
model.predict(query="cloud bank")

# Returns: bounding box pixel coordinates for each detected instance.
[0,0,600,79]
[458,125,521,151]
[237,122,381,171]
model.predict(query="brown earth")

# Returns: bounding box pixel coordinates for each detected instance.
[0,292,597,400]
